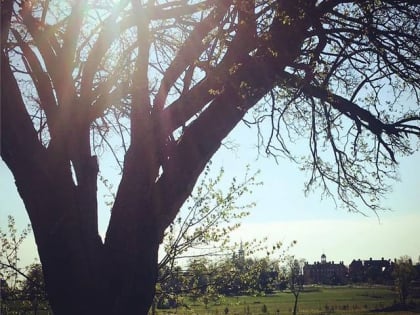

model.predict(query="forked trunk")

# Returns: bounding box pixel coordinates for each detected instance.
[35,210,160,315]
[12,163,161,315]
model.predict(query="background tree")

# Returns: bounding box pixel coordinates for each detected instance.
[0,216,48,314]
[210,240,288,297]
[20,263,49,315]
[255,258,280,294]
[284,257,305,315]
[0,216,32,309]
[393,256,417,307]
[154,265,185,312]
[185,258,212,303]
[212,258,241,296]
[155,165,259,309]
[1,1,419,314]
[158,165,257,280]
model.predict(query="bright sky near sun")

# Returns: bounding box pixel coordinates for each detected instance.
[1,119,419,268]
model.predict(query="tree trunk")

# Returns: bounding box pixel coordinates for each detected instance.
[293,293,299,315]
[24,197,160,315]
[2,51,162,314]
[21,174,161,315]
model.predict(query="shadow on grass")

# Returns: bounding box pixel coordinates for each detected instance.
[371,302,420,313]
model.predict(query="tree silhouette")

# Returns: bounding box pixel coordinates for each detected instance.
[285,257,305,315]
[1,1,419,314]
[393,256,417,307]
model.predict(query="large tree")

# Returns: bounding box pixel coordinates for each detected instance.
[1,0,419,314]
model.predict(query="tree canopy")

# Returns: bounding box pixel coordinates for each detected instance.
[1,0,419,314]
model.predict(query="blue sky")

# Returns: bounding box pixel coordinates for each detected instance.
[1,120,419,267]
[209,122,420,264]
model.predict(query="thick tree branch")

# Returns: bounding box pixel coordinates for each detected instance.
[0,51,68,239]
[1,0,14,47]
[19,13,59,94]
[81,13,134,104]
[1,52,48,183]
[54,2,84,108]
[156,55,289,231]
[11,29,58,128]
[153,1,232,111]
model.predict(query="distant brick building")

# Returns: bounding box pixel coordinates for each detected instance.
[349,257,394,284]
[303,254,348,285]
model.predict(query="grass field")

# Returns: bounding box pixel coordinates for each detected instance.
[157,286,420,315]
[2,285,419,314]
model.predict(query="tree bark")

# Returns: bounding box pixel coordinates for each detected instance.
[1,0,14,47]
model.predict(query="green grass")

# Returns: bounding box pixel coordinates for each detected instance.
[157,286,420,315]
[3,286,419,315]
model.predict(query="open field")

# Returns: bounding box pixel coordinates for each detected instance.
[157,286,420,315]
[2,285,419,314]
